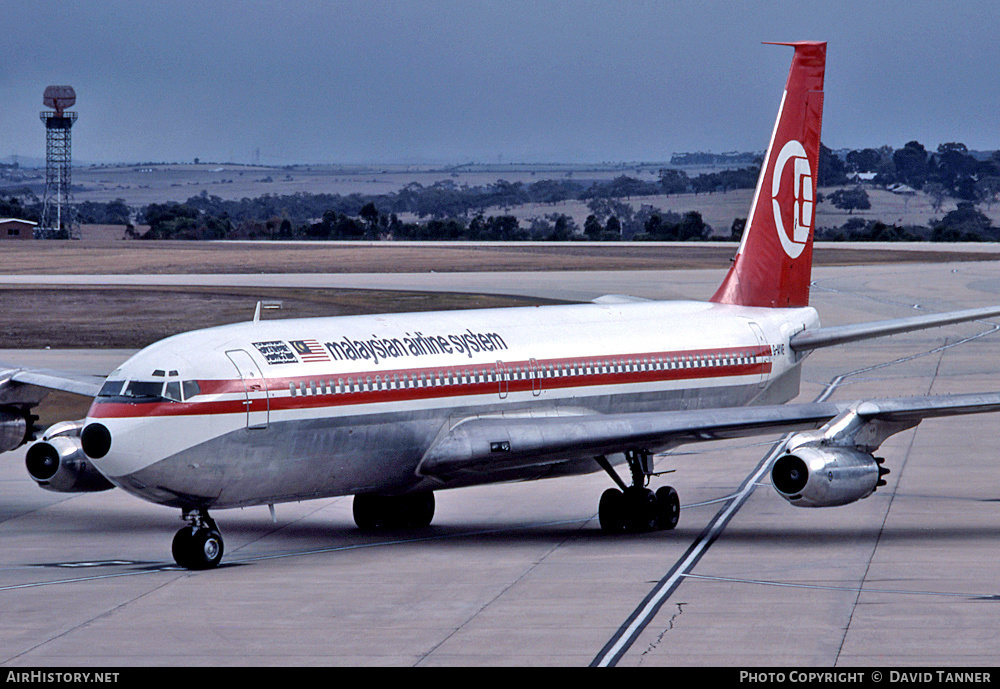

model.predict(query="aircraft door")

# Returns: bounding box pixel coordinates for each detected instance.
[496,360,509,399]
[529,358,542,396]
[226,349,269,429]
[747,322,769,389]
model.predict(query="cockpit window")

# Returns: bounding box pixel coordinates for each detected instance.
[96,378,201,403]
[123,381,165,399]
[163,381,182,402]
[98,380,125,397]
[182,380,201,399]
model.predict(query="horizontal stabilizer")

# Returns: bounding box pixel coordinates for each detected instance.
[591,295,652,304]
[790,305,1000,352]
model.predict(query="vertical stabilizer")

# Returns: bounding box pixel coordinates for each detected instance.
[711,42,826,308]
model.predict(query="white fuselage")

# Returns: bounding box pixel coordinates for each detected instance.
[85,300,820,509]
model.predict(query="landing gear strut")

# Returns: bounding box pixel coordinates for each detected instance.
[172,508,224,570]
[596,451,680,533]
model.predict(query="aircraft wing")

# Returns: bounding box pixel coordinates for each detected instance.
[416,392,1000,481]
[0,363,104,404]
[790,305,1000,352]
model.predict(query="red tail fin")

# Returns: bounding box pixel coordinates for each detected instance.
[711,41,826,308]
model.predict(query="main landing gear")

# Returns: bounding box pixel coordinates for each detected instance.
[353,492,435,530]
[172,508,224,570]
[596,451,680,533]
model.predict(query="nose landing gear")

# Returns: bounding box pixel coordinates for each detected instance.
[596,451,680,534]
[172,509,224,570]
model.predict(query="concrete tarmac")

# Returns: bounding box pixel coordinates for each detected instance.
[2,262,1000,666]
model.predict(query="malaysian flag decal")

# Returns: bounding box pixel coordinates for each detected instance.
[289,339,331,363]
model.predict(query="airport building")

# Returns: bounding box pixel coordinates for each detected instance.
[0,218,37,239]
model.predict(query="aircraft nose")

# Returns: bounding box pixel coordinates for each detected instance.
[80,423,112,459]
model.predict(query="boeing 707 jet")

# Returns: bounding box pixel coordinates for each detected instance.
[5,41,1000,570]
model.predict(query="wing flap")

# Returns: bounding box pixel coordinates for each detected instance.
[856,392,1000,422]
[416,402,844,481]
[418,391,1000,482]
[790,306,1000,352]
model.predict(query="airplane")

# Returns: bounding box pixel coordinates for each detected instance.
[4,40,1000,570]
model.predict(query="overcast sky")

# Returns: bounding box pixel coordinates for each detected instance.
[2,0,998,165]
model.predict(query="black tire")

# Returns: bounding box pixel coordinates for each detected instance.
[655,486,680,530]
[402,492,435,528]
[353,494,383,530]
[172,526,224,570]
[599,488,625,533]
[623,487,658,533]
[353,492,435,530]
[171,527,194,569]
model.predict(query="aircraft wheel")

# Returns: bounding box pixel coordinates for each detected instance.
[172,526,224,570]
[401,492,435,528]
[622,487,658,533]
[599,488,625,533]
[655,486,680,530]
[353,492,435,530]
[353,494,382,530]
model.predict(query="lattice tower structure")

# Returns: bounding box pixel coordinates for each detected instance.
[39,110,79,239]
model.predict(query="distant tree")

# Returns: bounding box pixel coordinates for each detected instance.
[845,148,885,173]
[657,168,690,195]
[892,141,929,189]
[923,182,947,213]
[730,217,747,242]
[583,214,603,240]
[817,218,923,242]
[931,201,994,241]
[586,197,633,226]
[604,215,622,239]
[828,187,871,214]
[548,213,575,240]
[0,196,39,222]
[636,210,710,241]
[817,143,848,186]
[359,202,380,239]
[975,177,1000,210]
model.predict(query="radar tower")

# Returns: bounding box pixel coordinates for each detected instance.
[39,85,79,239]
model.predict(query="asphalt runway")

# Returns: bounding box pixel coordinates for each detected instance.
[2,261,1000,666]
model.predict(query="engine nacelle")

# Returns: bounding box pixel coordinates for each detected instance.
[25,435,114,493]
[0,410,30,453]
[771,445,888,508]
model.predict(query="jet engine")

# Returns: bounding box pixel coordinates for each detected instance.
[0,408,33,452]
[24,420,114,493]
[771,445,889,508]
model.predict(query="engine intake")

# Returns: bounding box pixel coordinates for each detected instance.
[771,445,889,508]
[25,435,114,493]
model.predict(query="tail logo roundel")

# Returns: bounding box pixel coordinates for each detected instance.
[771,139,813,259]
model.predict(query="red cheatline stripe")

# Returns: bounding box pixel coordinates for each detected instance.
[88,345,773,419]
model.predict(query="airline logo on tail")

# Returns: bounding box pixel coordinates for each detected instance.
[710,41,825,309]
[772,139,813,259]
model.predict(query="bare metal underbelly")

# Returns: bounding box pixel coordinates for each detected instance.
[113,372,798,510]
